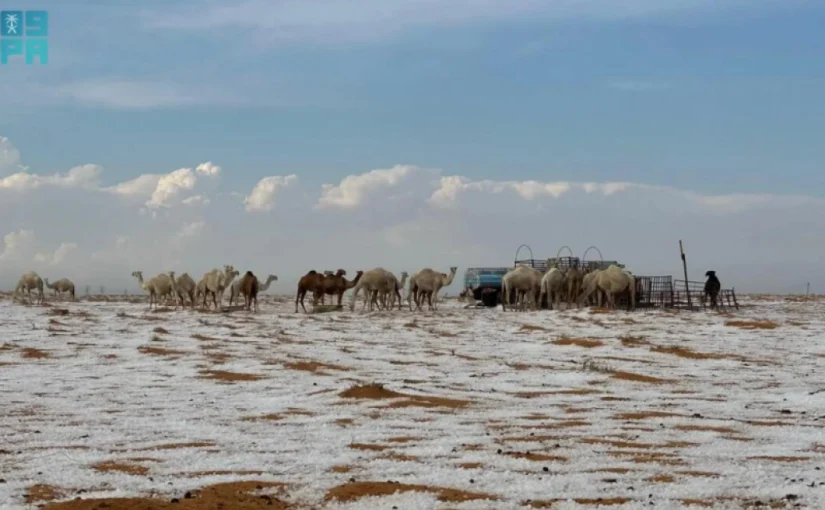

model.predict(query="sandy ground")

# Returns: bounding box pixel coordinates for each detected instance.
[1,293,825,509]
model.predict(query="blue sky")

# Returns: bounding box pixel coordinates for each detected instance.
[1,0,824,293]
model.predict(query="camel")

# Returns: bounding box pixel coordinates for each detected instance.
[229,274,277,307]
[44,277,75,300]
[564,265,584,309]
[408,267,457,311]
[406,271,420,311]
[703,270,721,309]
[579,265,635,310]
[132,271,173,310]
[295,270,325,313]
[239,271,259,312]
[168,271,197,309]
[315,270,363,307]
[539,267,565,310]
[314,269,346,306]
[350,268,394,312]
[197,266,237,310]
[580,269,603,307]
[502,266,542,311]
[382,271,409,310]
[15,271,45,305]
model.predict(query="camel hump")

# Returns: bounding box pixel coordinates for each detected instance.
[307,270,317,275]
[246,271,254,277]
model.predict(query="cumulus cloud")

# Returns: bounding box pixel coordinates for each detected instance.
[245,175,298,212]
[0,136,21,174]
[2,137,825,294]
[34,242,78,265]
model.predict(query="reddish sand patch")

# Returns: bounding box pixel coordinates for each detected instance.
[725,320,779,330]
[339,383,471,409]
[619,336,649,347]
[526,498,631,507]
[180,470,265,477]
[92,461,149,476]
[524,420,590,430]
[611,371,670,384]
[650,345,728,360]
[334,418,354,426]
[241,413,284,422]
[506,452,567,462]
[614,411,684,420]
[42,481,291,510]
[552,337,604,348]
[283,360,350,374]
[646,474,675,483]
[191,333,220,341]
[331,465,352,473]
[675,424,738,434]
[26,484,65,504]
[325,481,497,503]
[747,455,810,462]
[21,347,50,359]
[458,462,484,469]
[675,470,721,478]
[199,370,264,382]
[519,324,548,332]
[349,443,388,452]
[153,327,170,334]
[138,345,185,356]
[134,441,217,451]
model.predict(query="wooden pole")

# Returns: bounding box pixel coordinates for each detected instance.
[679,240,692,309]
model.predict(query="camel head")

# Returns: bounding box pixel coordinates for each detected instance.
[131,271,143,279]
[323,270,334,276]
[449,266,458,275]
[267,274,278,283]
[335,269,347,277]
[400,271,409,280]
[705,270,716,277]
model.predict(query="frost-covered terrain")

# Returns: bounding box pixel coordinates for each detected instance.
[2,294,825,509]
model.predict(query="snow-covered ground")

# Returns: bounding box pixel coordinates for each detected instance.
[2,294,825,509]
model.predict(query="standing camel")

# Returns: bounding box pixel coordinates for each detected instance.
[579,265,635,310]
[295,270,325,313]
[44,277,76,301]
[539,267,565,310]
[502,266,542,311]
[132,271,173,310]
[229,274,277,308]
[239,271,259,312]
[564,265,584,309]
[350,268,393,312]
[409,267,457,311]
[15,271,45,305]
[168,271,197,309]
[197,266,237,310]
[316,270,364,307]
[382,271,409,310]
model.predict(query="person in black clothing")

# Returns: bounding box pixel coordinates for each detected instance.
[704,270,721,309]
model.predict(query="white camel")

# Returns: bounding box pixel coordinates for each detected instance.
[15,271,45,305]
[168,271,197,309]
[539,267,565,310]
[580,269,603,307]
[229,274,277,308]
[132,271,173,310]
[350,268,391,312]
[502,266,542,311]
[44,277,76,301]
[197,265,237,310]
[408,267,457,311]
[579,265,636,310]
[384,271,409,310]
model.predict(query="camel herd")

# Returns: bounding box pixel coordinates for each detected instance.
[9,265,459,314]
[501,262,637,312]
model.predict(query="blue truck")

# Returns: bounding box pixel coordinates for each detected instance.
[463,267,511,307]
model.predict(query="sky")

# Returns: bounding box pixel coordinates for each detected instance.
[1,0,824,295]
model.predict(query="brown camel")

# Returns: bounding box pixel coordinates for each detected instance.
[315,269,346,306]
[295,270,325,313]
[315,269,364,306]
[240,271,259,312]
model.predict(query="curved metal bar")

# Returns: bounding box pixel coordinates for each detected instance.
[514,244,534,264]
[582,245,604,262]
[556,245,573,258]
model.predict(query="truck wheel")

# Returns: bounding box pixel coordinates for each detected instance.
[481,291,499,308]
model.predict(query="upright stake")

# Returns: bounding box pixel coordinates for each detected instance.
[806,282,810,301]
[679,240,692,309]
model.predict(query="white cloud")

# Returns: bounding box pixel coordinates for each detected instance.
[0,164,103,191]
[177,221,205,238]
[245,175,298,212]
[182,195,211,206]
[0,230,35,262]
[48,80,245,110]
[196,162,221,177]
[34,242,78,265]
[146,168,197,208]
[0,136,21,174]
[317,164,427,210]
[106,174,164,199]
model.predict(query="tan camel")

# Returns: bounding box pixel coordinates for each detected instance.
[409,267,457,311]
[579,268,604,306]
[564,265,584,309]
[539,267,565,310]
[350,268,393,312]
[239,271,259,312]
[295,270,325,313]
[15,271,45,304]
[383,271,409,310]
[502,266,542,311]
[132,271,173,309]
[168,271,197,309]
[229,274,277,308]
[44,277,75,300]
[365,269,402,311]
[579,265,635,310]
[315,269,346,306]
[197,266,236,310]
[316,270,363,307]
